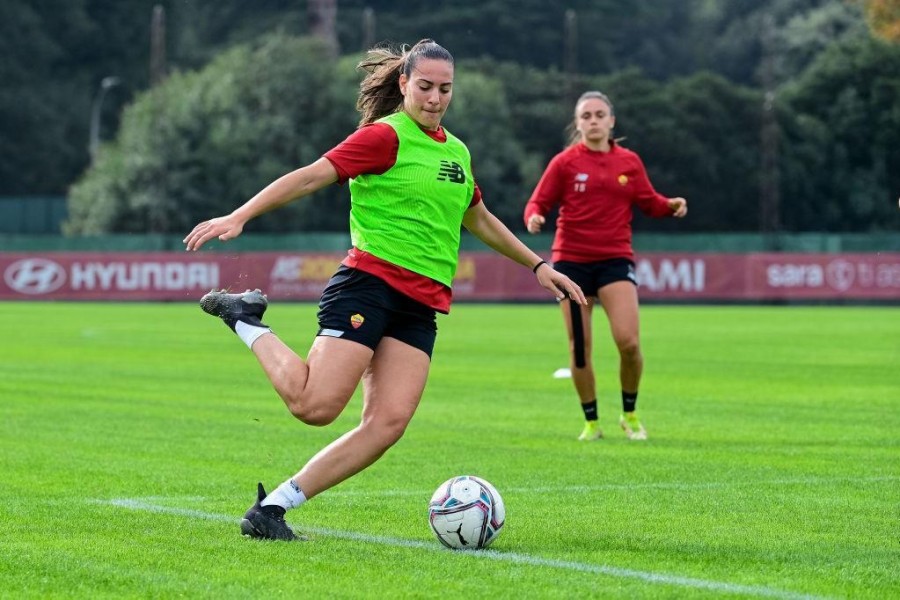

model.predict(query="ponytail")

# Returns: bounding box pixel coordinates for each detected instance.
[356,39,454,126]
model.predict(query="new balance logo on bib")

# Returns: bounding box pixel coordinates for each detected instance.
[437,160,466,184]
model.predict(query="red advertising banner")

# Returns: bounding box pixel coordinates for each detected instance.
[1,252,898,302]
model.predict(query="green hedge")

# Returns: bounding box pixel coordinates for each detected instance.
[2,232,897,253]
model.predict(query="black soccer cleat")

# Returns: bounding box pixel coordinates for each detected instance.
[240,482,303,541]
[200,288,269,331]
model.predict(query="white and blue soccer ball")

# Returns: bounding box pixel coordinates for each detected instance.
[428,475,505,550]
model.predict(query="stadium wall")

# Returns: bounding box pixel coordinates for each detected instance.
[1,234,898,303]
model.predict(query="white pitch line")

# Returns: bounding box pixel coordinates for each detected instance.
[103,498,828,600]
[323,474,900,498]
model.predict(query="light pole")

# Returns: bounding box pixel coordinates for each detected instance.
[89,76,122,160]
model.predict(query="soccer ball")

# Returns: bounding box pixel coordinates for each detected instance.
[428,475,505,550]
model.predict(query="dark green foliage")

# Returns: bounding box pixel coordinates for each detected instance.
[0,0,172,195]
[780,35,900,231]
[613,72,764,232]
[66,36,359,234]
[4,1,900,233]
[0,2,90,195]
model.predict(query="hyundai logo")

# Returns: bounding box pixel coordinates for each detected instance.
[4,258,67,295]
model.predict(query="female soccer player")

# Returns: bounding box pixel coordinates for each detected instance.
[183,40,586,540]
[523,91,687,442]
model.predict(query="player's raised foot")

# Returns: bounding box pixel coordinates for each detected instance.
[577,420,603,441]
[620,412,647,440]
[200,288,269,331]
[240,482,304,541]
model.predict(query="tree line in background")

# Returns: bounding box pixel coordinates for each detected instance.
[2,0,899,234]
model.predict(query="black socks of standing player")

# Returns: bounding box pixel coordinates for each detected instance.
[582,393,638,420]
[580,399,598,421]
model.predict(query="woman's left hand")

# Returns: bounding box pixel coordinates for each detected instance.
[668,197,688,218]
[535,264,588,305]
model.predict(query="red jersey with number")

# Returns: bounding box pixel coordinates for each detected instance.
[523,141,674,263]
[323,123,482,313]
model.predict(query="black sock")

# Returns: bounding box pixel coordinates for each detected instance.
[622,391,638,413]
[581,400,598,421]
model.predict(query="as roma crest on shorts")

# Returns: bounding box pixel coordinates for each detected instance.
[350,313,365,329]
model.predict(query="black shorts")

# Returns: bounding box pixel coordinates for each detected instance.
[553,258,637,297]
[316,266,438,358]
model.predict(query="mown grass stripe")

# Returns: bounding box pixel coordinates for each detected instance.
[103,498,829,600]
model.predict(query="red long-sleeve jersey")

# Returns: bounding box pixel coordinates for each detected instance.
[524,141,675,263]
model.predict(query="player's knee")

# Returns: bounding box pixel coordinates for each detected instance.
[292,407,337,426]
[365,413,411,446]
[380,419,410,447]
[284,392,343,426]
[617,337,641,360]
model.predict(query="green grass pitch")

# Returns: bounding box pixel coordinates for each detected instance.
[1,302,897,598]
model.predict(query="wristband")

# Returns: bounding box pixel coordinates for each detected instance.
[531,260,547,274]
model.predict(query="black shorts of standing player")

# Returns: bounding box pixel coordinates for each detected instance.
[551,258,636,368]
[316,266,437,358]
[552,258,636,298]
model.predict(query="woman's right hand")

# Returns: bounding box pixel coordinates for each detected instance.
[526,214,545,234]
[183,214,245,251]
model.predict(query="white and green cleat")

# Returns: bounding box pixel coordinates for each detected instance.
[619,412,647,440]
[577,420,603,441]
